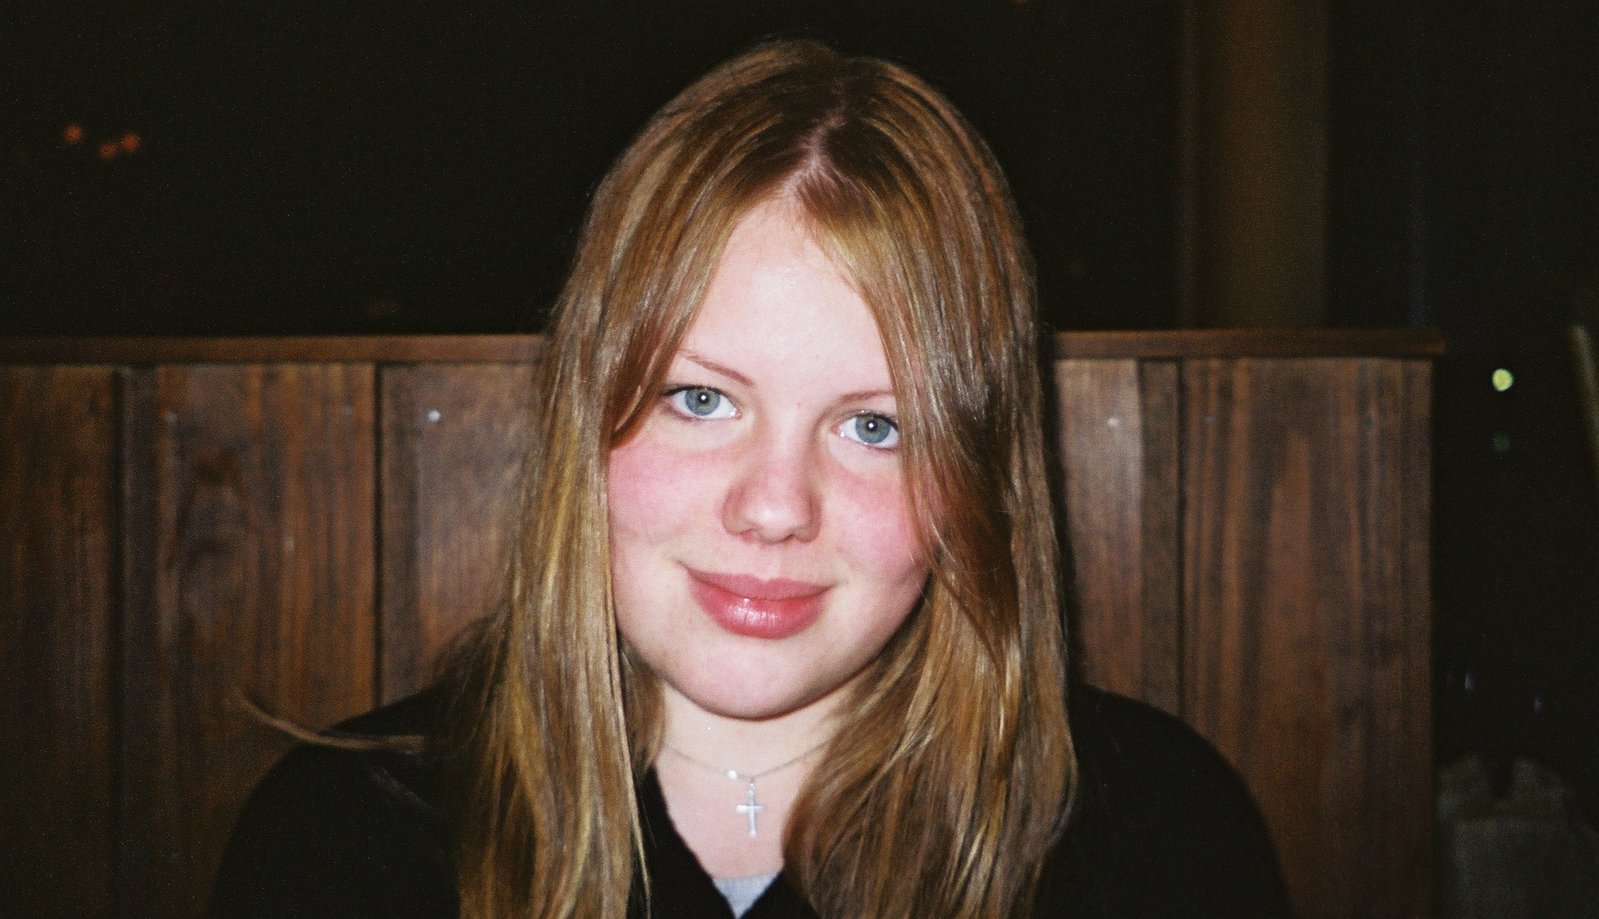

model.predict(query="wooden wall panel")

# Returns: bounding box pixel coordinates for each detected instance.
[1055,359,1182,713]
[119,365,377,916]
[0,336,1437,918]
[0,367,118,916]
[1182,358,1432,918]
[380,363,536,702]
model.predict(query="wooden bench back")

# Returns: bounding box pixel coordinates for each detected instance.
[0,330,1440,917]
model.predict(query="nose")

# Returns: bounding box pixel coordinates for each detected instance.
[722,436,821,544]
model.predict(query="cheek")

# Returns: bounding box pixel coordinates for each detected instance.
[607,438,681,648]
[607,433,695,544]
[834,471,928,592]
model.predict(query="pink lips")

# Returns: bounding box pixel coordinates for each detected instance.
[686,569,829,640]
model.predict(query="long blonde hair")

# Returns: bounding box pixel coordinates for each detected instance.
[445,39,1073,918]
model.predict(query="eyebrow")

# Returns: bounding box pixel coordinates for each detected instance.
[677,349,896,405]
[679,350,752,386]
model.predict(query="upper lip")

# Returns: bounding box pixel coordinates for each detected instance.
[686,568,829,601]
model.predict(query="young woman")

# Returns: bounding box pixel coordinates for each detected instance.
[213,40,1286,918]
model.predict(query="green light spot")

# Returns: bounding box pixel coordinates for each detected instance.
[1492,432,1511,454]
[1492,368,1514,392]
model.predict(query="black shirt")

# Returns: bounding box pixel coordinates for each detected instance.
[211,686,1289,917]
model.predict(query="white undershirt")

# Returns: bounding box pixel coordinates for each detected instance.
[713,872,778,916]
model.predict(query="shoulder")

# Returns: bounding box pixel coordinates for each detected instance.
[209,689,457,918]
[1035,685,1291,917]
[1066,685,1257,820]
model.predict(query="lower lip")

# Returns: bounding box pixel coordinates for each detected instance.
[687,575,827,640]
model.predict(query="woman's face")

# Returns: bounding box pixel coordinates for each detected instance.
[607,199,929,723]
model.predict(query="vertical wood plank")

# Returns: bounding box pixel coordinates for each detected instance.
[1395,362,1434,918]
[120,364,377,916]
[118,365,159,916]
[380,363,536,703]
[1054,359,1182,713]
[1137,361,1183,713]
[1182,357,1431,918]
[0,366,118,916]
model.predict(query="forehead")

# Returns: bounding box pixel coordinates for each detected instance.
[676,199,892,390]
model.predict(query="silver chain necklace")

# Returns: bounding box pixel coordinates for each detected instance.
[662,740,828,838]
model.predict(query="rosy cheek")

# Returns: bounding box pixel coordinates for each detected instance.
[832,469,926,577]
[607,434,682,541]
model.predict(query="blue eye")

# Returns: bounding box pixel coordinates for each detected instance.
[841,413,899,448]
[666,386,736,419]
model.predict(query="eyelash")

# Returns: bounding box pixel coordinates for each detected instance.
[660,385,901,450]
[663,385,737,420]
[840,412,901,449]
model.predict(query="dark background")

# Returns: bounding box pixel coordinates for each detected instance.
[5,1,1598,808]
[2,1,1180,335]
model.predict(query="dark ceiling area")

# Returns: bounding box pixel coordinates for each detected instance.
[2,1,1178,335]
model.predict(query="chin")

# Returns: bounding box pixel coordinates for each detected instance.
[674,671,838,722]
[686,687,814,722]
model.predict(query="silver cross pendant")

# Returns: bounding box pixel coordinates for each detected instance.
[734,780,766,837]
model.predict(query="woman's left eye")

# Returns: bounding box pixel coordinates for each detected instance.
[840,412,900,449]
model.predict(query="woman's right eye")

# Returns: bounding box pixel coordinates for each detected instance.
[664,386,737,420]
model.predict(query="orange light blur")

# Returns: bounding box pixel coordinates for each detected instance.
[63,123,85,145]
[97,140,119,161]
[119,131,142,154]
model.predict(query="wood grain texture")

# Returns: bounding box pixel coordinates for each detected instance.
[380,363,536,702]
[0,341,1436,918]
[0,328,1442,365]
[1181,357,1432,918]
[119,364,377,916]
[0,335,544,365]
[1053,327,1445,359]
[1054,359,1182,713]
[0,366,119,916]
[1137,360,1183,712]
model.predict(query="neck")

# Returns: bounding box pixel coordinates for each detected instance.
[652,685,844,875]
[658,685,842,776]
